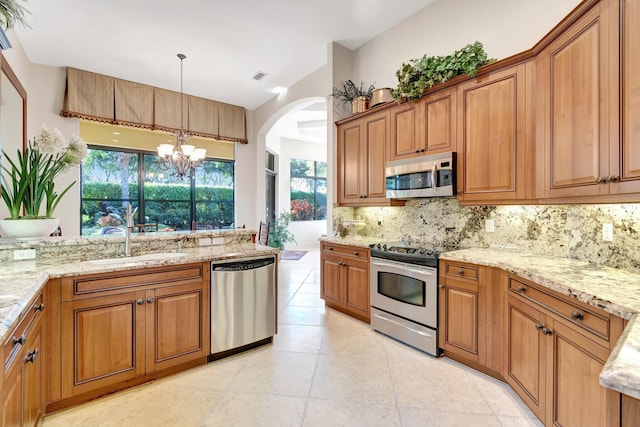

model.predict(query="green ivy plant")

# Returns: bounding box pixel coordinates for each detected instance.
[393,41,495,101]
[327,80,375,105]
[268,212,297,250]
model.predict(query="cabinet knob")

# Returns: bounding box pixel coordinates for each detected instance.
[24,348,39,364]
[328,247,334,251]
[34,303,45,313]
[415,150,420,153]
[438,284,445,289]
[542,327,553,336]
[147,297,154,304]
[11,334,26,347]
[354,252,360,256]
[136,298,144,305]
[608,175,620,182]
[596,177,605,183]
[570,311,584,321]
[535,323,544,331]
[457,269,465,275]
[517,285,526,293]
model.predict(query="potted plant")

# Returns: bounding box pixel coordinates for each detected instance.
[393,41,494,101]
[328,80,375,114]
[0,125,87,239]
[268,212,297,250]
[0,0,30,29]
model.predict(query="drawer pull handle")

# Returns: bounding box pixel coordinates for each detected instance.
[136,298,144,305]
[517,286,526,292]
[24,348,39,364]
[570,311,584,321]
[147,297,154,304]
[11,334,26,346]
[542,327,553,336]
[535,323,544,331]
[328,248,334,251]
[457,269,465,275]
[354,252,360,256]
[34,303,45,313]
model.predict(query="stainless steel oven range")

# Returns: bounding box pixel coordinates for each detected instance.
[369,243,440,356]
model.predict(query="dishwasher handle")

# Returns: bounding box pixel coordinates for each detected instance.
[212,257,275,272]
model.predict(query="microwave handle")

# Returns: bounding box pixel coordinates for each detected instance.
[432,162,438,194]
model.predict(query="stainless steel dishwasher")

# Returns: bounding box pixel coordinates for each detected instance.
[209,256,276,360]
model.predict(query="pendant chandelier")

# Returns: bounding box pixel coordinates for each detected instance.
[156,53,206,179]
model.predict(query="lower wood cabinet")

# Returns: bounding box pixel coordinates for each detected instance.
[2,292,45,427]
[50,262,210,408]
[320,243,370,322]
[506,275,624,427]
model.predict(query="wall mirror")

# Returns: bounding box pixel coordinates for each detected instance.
[0,53,27,155]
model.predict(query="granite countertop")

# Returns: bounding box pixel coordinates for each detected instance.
[319,236,393,248]
[439,248,640,400]
[0,243,279,343]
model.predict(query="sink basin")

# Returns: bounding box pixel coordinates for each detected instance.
[88,252,188,265]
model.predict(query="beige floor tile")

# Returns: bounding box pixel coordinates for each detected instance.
[320,322,386,358]
[279,305,327,326]
[310,354,396,406]
[201,392,306,427]
[272,324,324,353]
[399,407,502,427]
[163,352,250,391]
[296,282,321,294]
[325,308,371,330]
[288,292,326,307]
[227,347,317,397]
[302,399,401,427]
[497,416,545,426]
[467,369,538,419]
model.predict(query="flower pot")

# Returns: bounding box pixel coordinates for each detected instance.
[351,96,369,114]
[0,218,60,240]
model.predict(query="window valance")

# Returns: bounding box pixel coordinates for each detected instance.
[61,67,247,144]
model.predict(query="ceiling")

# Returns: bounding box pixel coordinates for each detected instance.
[14,0,434,111]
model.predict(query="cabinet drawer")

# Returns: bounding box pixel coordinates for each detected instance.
[3,292,44,369]
[62,263,206,300]
[444,262,478,280]
[322,243,369,261]
[509,277,610,341]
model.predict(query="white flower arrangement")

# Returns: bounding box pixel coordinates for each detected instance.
[1,125,88,219]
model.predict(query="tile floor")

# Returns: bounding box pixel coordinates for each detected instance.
[43,244,543,427]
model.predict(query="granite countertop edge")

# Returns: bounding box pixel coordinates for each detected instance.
[439,248,640,400]
[0,243,279,342]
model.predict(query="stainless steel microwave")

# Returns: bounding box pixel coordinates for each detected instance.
[385,152,456,198]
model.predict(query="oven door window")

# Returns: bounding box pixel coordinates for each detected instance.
[377,272,425,307]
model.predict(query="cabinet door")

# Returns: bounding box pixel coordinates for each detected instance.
[389,102,421,160]
[337,120,363,204]
[616,0,640,193]
[344,257,370,321]
[147,283,206,372]
[22,322,43,427]
[458,64,528,201]
[321,255,342,305]
[363,110,390,201]
[61,291,146,398]
[418,87,456,155]
[547,318,612,427]
[506,296,546,420]
[539,4,612,197]
[2,352,22,427]
[440,280,479,360]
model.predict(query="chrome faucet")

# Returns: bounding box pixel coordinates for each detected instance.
[124,205,138,256]
[175,235,188,253]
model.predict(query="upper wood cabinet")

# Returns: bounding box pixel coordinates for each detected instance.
[457,63,534,203]
[537,0,640,200]
[337,109,403,207]
[389,87,456,162]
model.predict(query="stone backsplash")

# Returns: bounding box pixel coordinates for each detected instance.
[334,199,640,274]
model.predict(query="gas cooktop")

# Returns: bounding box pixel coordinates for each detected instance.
[369,242,446,267]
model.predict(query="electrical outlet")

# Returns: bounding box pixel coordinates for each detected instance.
[13,249,36,261]
[485,220,495,233]
[211,237,225,245]
[602,223,614,242]
[198,238,212,246]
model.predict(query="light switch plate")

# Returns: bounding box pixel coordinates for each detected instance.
[603,223,614,242]
[485,219,495,233]
[14,249,36,260]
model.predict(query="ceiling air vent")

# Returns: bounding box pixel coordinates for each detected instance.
[252,71,268,81]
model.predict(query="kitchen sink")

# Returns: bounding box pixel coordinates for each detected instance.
[87,252,188,265]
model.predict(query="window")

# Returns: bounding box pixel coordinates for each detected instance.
[290,159,326,221]
[81,146,234,235]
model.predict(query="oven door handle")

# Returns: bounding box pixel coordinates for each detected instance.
[372,313,434,337]
[371,260,434,277]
